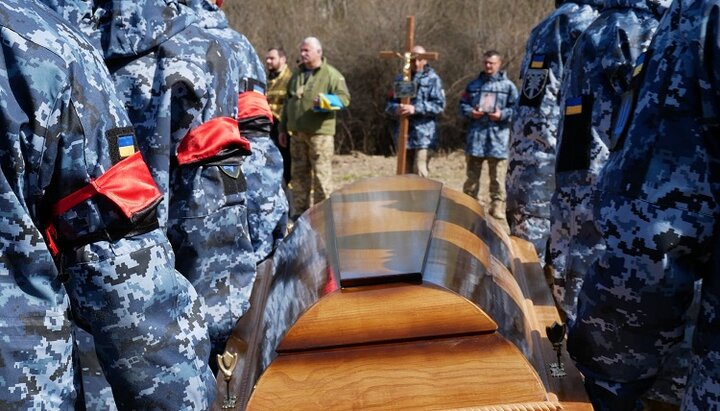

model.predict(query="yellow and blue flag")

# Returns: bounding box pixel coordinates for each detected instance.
[565,96,583,115]
[314,93,344,112]
[530,54,545,69]
[118,135,136,158]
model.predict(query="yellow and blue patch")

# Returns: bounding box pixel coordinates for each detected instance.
[565,96,583,115]
[530,54,545,69]
[633,53,646,78]
[118,135,136,158]
[106,127,138,165]
[314,93,344,112]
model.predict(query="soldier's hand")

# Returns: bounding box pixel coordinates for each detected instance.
[397,104,415,116]
[488,109,502,122]
[279,132,288,148]
[471,108,484,119]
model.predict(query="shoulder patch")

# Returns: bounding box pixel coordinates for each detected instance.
[106,127,137,165]
[557,95,593,172]
[519,68,549,107]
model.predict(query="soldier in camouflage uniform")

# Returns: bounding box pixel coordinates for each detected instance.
[460,50,518,219]
[0,0,214,408]
[185,0,288,263]
[548,0,668,324]
[93,0,257,364]
[567,0,720,409]
[385,45,446,178]
[506,0,600,261]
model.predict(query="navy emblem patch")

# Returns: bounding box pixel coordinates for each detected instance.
[519,54,549,107]
[220,164,241,179]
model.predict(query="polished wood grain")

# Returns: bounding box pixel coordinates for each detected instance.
[214,176,592,411]
[248,334,548,411]
[278,282,497,352]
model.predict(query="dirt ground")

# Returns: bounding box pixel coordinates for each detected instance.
[330,150,509,232]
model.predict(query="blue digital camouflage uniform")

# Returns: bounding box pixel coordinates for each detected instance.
[460,70,518,213]
[94,0,257,364]
[460,70,518,159]
[385,65,446,151]
[506,0,600,261]
[0,1,214,409]
[186,0,288,263]
[548,0,668,324]
[567,0,720,409]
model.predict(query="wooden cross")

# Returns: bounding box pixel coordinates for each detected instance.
[379,16,439,175]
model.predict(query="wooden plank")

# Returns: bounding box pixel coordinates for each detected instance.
[248,334,549,411]
[278,283,497,352]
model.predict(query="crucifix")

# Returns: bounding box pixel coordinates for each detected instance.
[379,16,439,175]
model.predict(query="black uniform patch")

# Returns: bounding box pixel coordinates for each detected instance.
[556,95,593,172]
[519,54,549,107]
[240,77,267,95]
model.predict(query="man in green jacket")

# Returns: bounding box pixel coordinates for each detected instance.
[280,36,350,219]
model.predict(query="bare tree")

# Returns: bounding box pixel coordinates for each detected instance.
[226,0,554,154]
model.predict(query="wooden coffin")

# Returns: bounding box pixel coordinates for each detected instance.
[213,175,592,410]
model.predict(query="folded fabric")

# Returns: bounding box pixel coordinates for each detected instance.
[313,93,344,112]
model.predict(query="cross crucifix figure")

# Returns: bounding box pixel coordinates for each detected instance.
[379,16,439,175]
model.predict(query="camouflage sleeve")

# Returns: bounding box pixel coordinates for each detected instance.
[414,74,445,116]
[385,88,400,116]
[501,82,519,122]
[459,86,475,118]
[57,97,216,409]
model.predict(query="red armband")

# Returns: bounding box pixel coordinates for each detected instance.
[176,116,251,165]
[45,152,162,256]
[237,91,273,123]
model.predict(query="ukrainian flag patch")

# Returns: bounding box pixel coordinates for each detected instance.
[530,54,545,69]
[633,52,646,78]
[106,127,138,165]
[118,135,136,158]
[565,97,583,115]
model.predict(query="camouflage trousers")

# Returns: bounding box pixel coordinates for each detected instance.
[405,148,433,178]
[547,181,604,323]
[463,156,506,218]
[290,132,334,216]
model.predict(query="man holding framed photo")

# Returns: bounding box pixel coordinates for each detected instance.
[460,50,518,220]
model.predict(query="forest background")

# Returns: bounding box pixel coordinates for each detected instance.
[224,0,555,155]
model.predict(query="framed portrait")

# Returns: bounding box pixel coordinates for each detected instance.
[477,90,498,113]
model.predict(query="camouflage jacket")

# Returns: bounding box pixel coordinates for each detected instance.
[460,70,519,158]
[185,0,289,262]
[506,1,600,218]
[0,0,213,408]
[95,0,257,353]
[569,0,720,407]
[385,65,446,150]
[555,0,669,184]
